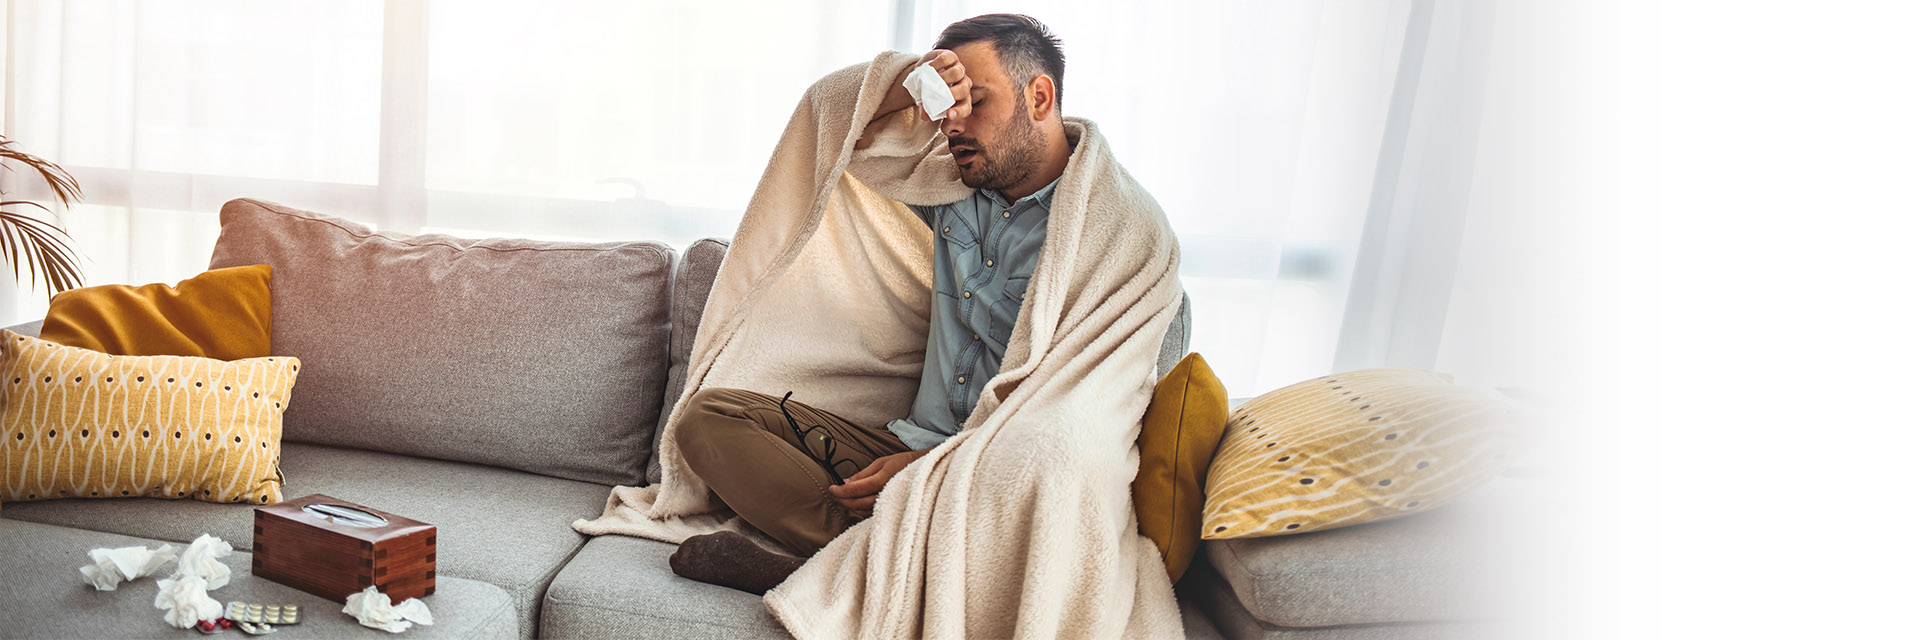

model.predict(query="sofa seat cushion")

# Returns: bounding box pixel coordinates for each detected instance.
[0,518,516,639]
[1202,477,1544,628]
[543,534,1234,640]
[1180,596,1228,640]
[1,442,610,639]
[541,534,788,639]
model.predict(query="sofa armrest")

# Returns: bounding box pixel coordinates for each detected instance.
[1198,473,1554,628]
[4,320,42,338]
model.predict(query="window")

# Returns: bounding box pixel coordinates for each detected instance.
[3,0,1512,399]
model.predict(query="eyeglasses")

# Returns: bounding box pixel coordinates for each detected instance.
[779,391,861,485]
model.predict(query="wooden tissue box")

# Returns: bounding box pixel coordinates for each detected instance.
[252,493,436,602]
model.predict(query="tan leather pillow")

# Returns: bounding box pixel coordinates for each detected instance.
[1132,353,1230,582]
[39,264,273,360]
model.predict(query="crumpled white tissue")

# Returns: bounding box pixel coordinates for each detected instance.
[153,575,223,629]
[344,585,434,633]
[903,62,956,121]
[79,543,176,591]
[173,533,234,591]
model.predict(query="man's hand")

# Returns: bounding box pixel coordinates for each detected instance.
[826,448,932,519]
[915,49,973,121]
[872,50,974,124]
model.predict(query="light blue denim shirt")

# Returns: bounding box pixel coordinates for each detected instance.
[885,177,1059,450]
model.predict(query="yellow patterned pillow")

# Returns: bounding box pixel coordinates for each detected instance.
[1201,368,1522,539]
[1,329,300,504]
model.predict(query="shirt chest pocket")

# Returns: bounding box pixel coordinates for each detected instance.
[940,220,980,251]
[988,275,1031,345]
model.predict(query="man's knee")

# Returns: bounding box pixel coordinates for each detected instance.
[682,387,766,427]
[679,387,770,468]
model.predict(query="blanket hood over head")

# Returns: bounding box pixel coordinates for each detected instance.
[574,50,1187,639]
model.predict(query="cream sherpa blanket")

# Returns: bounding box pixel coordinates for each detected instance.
[573,51,1186,639]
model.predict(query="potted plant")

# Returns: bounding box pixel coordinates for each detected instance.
[0,135,83,296]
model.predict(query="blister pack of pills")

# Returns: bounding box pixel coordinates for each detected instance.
[224,601,300,625]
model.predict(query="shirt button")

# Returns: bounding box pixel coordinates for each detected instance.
[962,290,971,299]
[957,376,967,384]
[972,333,980,341]
[943,226,951,233]
[985,259,995,267]
[1002,210,1011,218]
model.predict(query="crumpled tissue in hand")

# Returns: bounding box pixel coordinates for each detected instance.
[153,575,223,629]
[79,543,177,591]
[902,62,956,122]
[173,533,235,590]
[344,585,434,633]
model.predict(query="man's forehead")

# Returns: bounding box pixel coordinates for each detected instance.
[952,42,1008,85]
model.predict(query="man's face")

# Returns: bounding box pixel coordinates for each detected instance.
[943,43,1045,192]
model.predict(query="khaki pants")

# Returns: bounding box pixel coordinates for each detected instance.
[677,387,913,556]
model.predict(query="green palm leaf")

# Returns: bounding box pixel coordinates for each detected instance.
[0,135,86,297]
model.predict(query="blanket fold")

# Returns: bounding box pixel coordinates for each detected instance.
[572,50,1185,639]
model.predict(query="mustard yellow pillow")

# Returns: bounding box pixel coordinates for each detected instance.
[39,264,273,360]
[1133,353,1230,582]
[0,330,299,504]
[1201,368,1521,539]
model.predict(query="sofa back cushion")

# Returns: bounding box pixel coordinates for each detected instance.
[1156,293,1192,380]
[644,237,728,486]
[208,199,674,486]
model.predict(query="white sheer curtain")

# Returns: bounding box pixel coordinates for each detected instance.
[907,1,1411,397]
[1,0,1535,399]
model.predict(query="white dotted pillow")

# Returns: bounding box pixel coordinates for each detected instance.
[1200,368,1524,538]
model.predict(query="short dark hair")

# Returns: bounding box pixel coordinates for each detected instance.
[934,14,1066,110]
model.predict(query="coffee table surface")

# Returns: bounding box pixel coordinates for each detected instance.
[1,518,515,639]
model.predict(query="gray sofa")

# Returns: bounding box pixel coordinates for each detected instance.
[0,219,1529,638]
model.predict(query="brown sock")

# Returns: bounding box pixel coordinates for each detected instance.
[669,531,807,595]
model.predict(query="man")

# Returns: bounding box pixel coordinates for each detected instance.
[667,14,1075,594]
